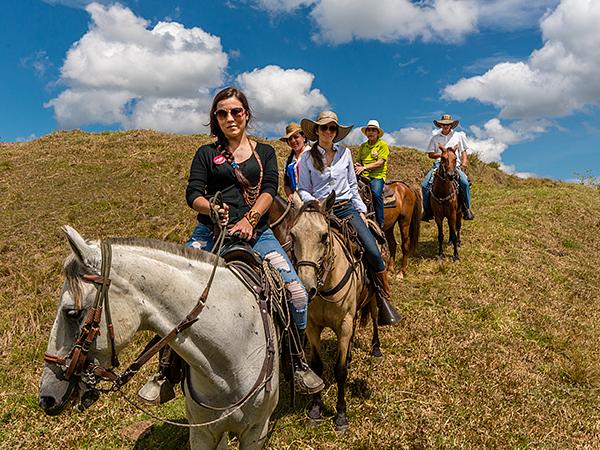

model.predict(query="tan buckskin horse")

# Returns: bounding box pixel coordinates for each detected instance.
[430,144,461,260]
[381,181,421,278]
[289,192,381,433]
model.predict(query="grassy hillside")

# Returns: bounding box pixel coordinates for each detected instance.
[0,130,599,449]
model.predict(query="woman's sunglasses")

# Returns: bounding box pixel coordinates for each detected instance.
[214,107,245,120]
[319,124,338,133]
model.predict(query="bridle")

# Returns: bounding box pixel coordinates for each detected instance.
[431,149,458,204]
[293,205,357,300]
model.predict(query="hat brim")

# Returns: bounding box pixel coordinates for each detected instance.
[279,129,303,142]
[361,126,384,138]
[301,118,352,143]
[434,120,459,129]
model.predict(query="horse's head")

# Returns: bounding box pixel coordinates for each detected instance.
[438,144,458,179]
[290,191,335,299]
[39,226,133,416]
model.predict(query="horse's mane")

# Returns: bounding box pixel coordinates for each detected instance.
[298,200,324,215]
[107,237,224,266]
[62,238,223,309]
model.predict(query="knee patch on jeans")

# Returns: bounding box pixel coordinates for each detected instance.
[286,280,308,310]
[264,251,290,272]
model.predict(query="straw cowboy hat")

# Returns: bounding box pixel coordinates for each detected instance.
[279,122,303,142]
[300,110,353,143]
[360,119,384,138]
[433,114,459,129]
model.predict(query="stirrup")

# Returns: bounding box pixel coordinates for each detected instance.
[294,365,324,395]
[137,373,176,405]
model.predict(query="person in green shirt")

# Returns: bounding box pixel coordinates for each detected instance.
[354,119,389,228]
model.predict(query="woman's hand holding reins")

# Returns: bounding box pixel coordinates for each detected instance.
[229,216,254,241]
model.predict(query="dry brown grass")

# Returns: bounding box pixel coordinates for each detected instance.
[1,130,599,449]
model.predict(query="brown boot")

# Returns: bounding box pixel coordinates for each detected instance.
[374,271,402,326]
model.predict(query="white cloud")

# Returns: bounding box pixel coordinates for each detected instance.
[387,126,432,150]
[309,0,478,44]
[235,65,329,135]
[444,0,600,118]
[46,2,228,133]
[251,0,556,44]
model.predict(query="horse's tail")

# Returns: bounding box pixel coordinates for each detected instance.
[408,185,421,255]
[359,301,371,328]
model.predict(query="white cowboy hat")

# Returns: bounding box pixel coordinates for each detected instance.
[433,114,459,129]
[360,119,384,138]
[279,122,303,142]
[300,111,353,143]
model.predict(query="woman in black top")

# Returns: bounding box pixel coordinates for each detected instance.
[185,87,323,395]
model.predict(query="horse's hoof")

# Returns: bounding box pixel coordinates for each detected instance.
[307,405,322,422]
[453,256,460,262]
[371,347,383,358]
[334,415,349,433]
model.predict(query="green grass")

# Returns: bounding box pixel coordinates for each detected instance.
[1,130,599,449]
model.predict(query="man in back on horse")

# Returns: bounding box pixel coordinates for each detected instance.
[421,114,474,221]
[354,119,389,229]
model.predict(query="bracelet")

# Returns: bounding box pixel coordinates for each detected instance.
[244,210,261,228]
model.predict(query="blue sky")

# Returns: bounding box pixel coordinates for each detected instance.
[2,0,599,181]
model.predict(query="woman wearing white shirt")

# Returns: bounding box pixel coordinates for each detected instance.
[298,111,401,326]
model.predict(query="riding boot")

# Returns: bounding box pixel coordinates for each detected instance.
[462,205,474,220]
[137,346,178,405]
[292,329,324,395]
[374,271,402,326]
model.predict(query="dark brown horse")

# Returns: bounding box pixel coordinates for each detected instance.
[381,182,421,278]
[430,144,461,260]
[268,194,299,255]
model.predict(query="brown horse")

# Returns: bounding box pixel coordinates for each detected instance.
[268,194,298,254]
[381,181,421,278]
[430,144,461,260]
[289,192,380,432]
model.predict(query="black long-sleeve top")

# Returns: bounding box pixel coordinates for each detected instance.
[186,142,279,233]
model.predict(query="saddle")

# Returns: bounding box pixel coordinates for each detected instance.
[382,183,396,208]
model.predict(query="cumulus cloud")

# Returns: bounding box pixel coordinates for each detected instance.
[251,0,556,44]
[236,65,329,135]
[46,2,228,133]
[444,0,600,118]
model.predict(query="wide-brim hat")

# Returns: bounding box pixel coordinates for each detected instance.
[279,122,303,142]
[361,119,384,138]
[300,110,352,143]
[433,114,459,129]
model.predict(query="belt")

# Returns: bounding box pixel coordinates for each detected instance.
[333,199,350,208]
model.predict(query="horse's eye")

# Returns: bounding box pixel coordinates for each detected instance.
[64,308,83,320]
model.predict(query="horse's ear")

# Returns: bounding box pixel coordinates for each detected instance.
[452,145,459,152]
[323,191,336,212]
[61,225,100,270]
[437,143,445,151]
[291,192,303,210]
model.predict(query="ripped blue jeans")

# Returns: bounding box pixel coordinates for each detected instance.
[186,223,308,330]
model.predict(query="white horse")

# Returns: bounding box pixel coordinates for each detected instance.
[38,226,279,450]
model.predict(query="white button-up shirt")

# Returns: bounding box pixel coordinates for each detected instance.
[298,143,367,213]
[427,129,469,168]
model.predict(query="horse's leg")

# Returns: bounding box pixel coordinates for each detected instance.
[398,218,410,278]
[435,217,444,259]
[333,315,353,432]
[457,215,462,248]
[369,297,382,357]
[384,227,397,275]
[306,323,324,423]
[188,422,226,450]
[449,215,459,261]
[238,418,270,450]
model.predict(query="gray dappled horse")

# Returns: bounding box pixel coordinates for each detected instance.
[289,193,380,432]
[39,226,278,450]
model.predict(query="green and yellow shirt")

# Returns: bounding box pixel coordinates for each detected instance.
[357,139,389,181]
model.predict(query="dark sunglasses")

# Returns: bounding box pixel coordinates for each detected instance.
[319,124,338,132]
[214,107,245,120]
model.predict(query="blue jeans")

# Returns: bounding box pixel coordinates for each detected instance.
[369,177,385,228]
[332,202,385,273]
[186,223,308,329]
[421,164,471,209]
